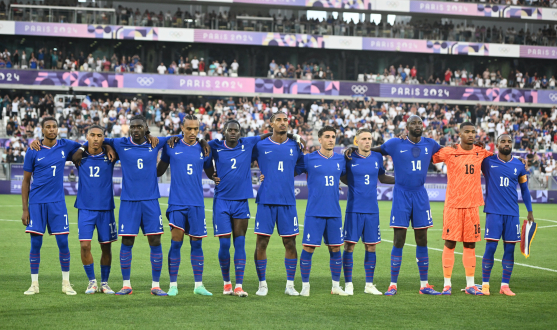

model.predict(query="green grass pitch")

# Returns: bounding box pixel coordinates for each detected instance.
[0,194,556,329]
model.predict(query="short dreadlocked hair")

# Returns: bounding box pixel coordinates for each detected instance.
[223,120,240,132]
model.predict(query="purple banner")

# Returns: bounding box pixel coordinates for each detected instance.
[379,84,541,103]
[123,73,254,93]
[338,81,381,97]
[254,78,340,95]
[0,70,123,88]
[520,45,557,60]
[193,29,323,48]
[14,22,159,40]
[0,70,554,105]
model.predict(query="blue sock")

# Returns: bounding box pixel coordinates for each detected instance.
[482,241,498,283]
[285,258,297,282]
[502,243,515,285]
[233,236,246,285]
[218,237,231,282]
[391,246,403,284]
[168,240,183,284]
[100,265,111,283]
[29,234,43,276]
[300,250,313,283]
[364,251,376,284]
[342,251,353,283]
[255,259,267,282]
[56,234,70,272]
[150,245,163,283]
[416,245,429,282]
[330,250,342,282]
[120,243,133,281]
[83,263,96,281]
[190,240,204,283]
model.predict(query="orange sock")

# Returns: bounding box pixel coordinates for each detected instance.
[463,247,476,277]
[442,246,455,279]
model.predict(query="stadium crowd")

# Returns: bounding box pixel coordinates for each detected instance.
[1,46,555,89]
[2,1,556,45]
[2,93,557,177]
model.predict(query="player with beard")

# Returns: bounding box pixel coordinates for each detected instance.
[480,134,534,296]
[345,115,442,295]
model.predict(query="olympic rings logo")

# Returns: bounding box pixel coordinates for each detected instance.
[351,85,368,94]
[549,93,557,102]
[136,77,154,86]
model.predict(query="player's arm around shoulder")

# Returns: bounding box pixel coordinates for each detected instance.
[157,144,170,177]
[294,153,309,176]
[431,146,450,164]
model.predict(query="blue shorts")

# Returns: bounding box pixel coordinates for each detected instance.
[344,212,381,245]
[390,187,433,229]
[167,206,207,238]
[302,216,343,247]
[213,198,250,237]
[26,201,69,235]
[255,204,299,237]
[78,209,118,244]
[484,213,521,243]
[118,200,164,236]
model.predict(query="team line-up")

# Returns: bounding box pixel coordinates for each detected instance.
[20,112,534,297]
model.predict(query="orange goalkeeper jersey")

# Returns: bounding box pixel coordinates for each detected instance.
[432,145,493,208]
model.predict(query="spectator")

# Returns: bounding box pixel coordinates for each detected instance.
[157,62,167,74]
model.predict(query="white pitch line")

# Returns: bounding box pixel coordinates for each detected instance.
[538,225,557,229]
[381,239,557,273]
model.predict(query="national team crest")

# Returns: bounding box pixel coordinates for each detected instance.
[425,147,428,154]
[200,152,203,159]
[412,147,421,158]
[375,162,378,169]
[290,148,293,156]
[61,151,65,158]
[514,168,517,175]
[337,163,340,170]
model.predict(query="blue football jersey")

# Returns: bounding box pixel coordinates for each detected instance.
[23,139,81,204]
[481,155,529,217]
[380,137,441,191]
[208,136,260,200]
[253,137,303,205]
[160,139,212,212]
[346,151,385,214]
[74,149,115,211]
[103,136,169,201]
[295,151,346,217]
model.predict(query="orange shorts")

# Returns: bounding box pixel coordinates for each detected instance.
[442,206,481,242]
